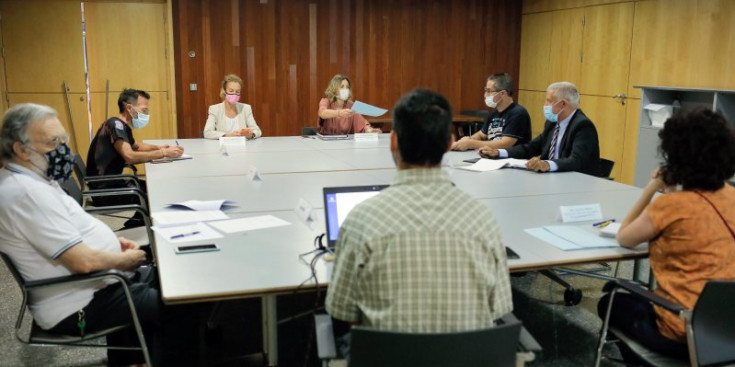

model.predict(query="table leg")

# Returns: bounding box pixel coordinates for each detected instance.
[262,295,278,366]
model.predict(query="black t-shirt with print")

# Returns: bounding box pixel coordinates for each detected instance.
[86,117,135,177]
[480,102,532,145]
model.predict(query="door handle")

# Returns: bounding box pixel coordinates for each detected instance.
[612,93,627,106]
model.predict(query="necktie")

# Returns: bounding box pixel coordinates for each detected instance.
[548,124,560,159]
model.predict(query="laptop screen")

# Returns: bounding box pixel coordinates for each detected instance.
[323,185,388,247]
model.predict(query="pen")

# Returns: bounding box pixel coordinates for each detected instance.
[593,219,615,228]
[170,231,200,239]
[175,140,180,147]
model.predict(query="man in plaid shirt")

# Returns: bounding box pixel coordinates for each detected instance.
[326,89,513,333]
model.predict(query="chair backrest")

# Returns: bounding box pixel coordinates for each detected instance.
[73,154,87,184]
[599,158,615,178]
[690,280,735,366]
[350,321,521,367]
[1,252,26,289]
[459,110,491,119]
[58,177,84,205]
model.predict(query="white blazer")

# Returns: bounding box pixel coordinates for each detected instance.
[203,102,262,139]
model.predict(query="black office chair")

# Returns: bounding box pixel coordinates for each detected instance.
[0,252,152,366]
[316,313,541,367]
[73,154,142,191]
[458,110,490,137]
[595,279,735,367]
[302,126,318,136]
[599,158,615,180]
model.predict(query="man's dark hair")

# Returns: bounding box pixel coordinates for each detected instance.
[117,89,151,113]
[392,89,452,166]
[659,107,735,191]
[488,72,514,96]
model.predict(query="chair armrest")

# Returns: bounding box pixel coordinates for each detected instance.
[83,189,149,211]
[84,174,141,190]
[499,313,543,354]
[24,269,130,289]
[314,314,338,359]
[604,279,686,315]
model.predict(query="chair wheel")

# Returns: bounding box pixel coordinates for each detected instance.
[564,288,583,306]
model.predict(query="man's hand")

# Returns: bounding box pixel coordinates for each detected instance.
[478,147,499,158]
[451,137,476,151]
[119,237,140,252]
[163,146,184,158]
[526,156,551,172]
[121,249,147,270]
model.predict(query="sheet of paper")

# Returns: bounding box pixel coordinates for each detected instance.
[207,215,291,234]
[351,101,388,117]
[219,136,247,153]
[167,200,239,211]
[559,203,603,223]
[354,133,379,142]
[457,158,510,172]
[152,210,229,227]
[525,226,618,251]
[152,222,223,243]
[599,222,621,238]
[152,154,192,163]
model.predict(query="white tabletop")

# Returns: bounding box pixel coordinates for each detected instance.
[145,136,647,304]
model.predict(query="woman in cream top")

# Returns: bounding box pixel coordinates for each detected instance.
[203,74,262,139]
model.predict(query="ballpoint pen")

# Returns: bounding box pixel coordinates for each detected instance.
[593,219,615,228]
[175,140,180,147]
[170,231,200,239]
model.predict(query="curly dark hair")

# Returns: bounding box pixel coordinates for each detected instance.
[658,108,735,191]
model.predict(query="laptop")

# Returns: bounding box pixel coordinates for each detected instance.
[323,185,389,248]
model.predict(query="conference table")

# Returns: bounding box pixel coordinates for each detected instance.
[145,135,647,366]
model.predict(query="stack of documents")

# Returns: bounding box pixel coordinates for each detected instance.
[525,225,618,251]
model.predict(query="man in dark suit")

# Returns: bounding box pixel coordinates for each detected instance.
[479,81,601,176]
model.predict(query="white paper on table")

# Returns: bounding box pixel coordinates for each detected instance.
[525,225,618,251]
[354,133,379,142]
[559,203,603,223]
[167,200,239,211]
[599,222,621,238]
[457,158,528,172]
[152,210,229,227]
[351,101,388,117]
[207,215,291,234]
[151,154,193,163]
[152,222,224,243]
[218,136,247,153]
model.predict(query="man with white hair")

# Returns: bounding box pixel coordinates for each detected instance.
[479,81,602,176]
[0,103,198,366]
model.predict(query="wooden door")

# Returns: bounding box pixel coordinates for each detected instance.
[0,1,87,156]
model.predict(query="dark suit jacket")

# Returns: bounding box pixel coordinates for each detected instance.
[506,109,601,176]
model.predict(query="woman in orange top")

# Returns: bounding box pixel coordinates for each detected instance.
[317,74,381,135]
[600,108,735,362]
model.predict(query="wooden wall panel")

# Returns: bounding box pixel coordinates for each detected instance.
[516,90,547,137]
[580,2,634,96]
[173,0,523,138]
[629,0,735,98]
[0,1,85,93]
[518,12,552,91]
[579,95,627,180]
[85,2,170,92]
[549,8,584,86]
[620,98,640,185]
[522,0,630,14]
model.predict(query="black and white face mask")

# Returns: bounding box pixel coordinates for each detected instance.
[41,143,75,181]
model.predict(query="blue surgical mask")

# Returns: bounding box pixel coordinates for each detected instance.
[131,107,150,129]
[543,101,561,123]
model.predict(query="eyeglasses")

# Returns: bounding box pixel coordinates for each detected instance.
[225,91,241,96]
[484,88,502,95]
[129,105,150,115]
[28,133,70,150]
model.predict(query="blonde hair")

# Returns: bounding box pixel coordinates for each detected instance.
[324,74,353,103]
[219,74,244,99]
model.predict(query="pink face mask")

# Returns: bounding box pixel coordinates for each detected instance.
[225,94,240,104]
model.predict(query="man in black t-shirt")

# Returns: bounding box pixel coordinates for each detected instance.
[87,89,184,226]
[452,73,531,151]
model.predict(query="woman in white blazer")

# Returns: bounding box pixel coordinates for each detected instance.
[203,74,262,139]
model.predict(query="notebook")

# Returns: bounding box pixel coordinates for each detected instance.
[323,185,389,248]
